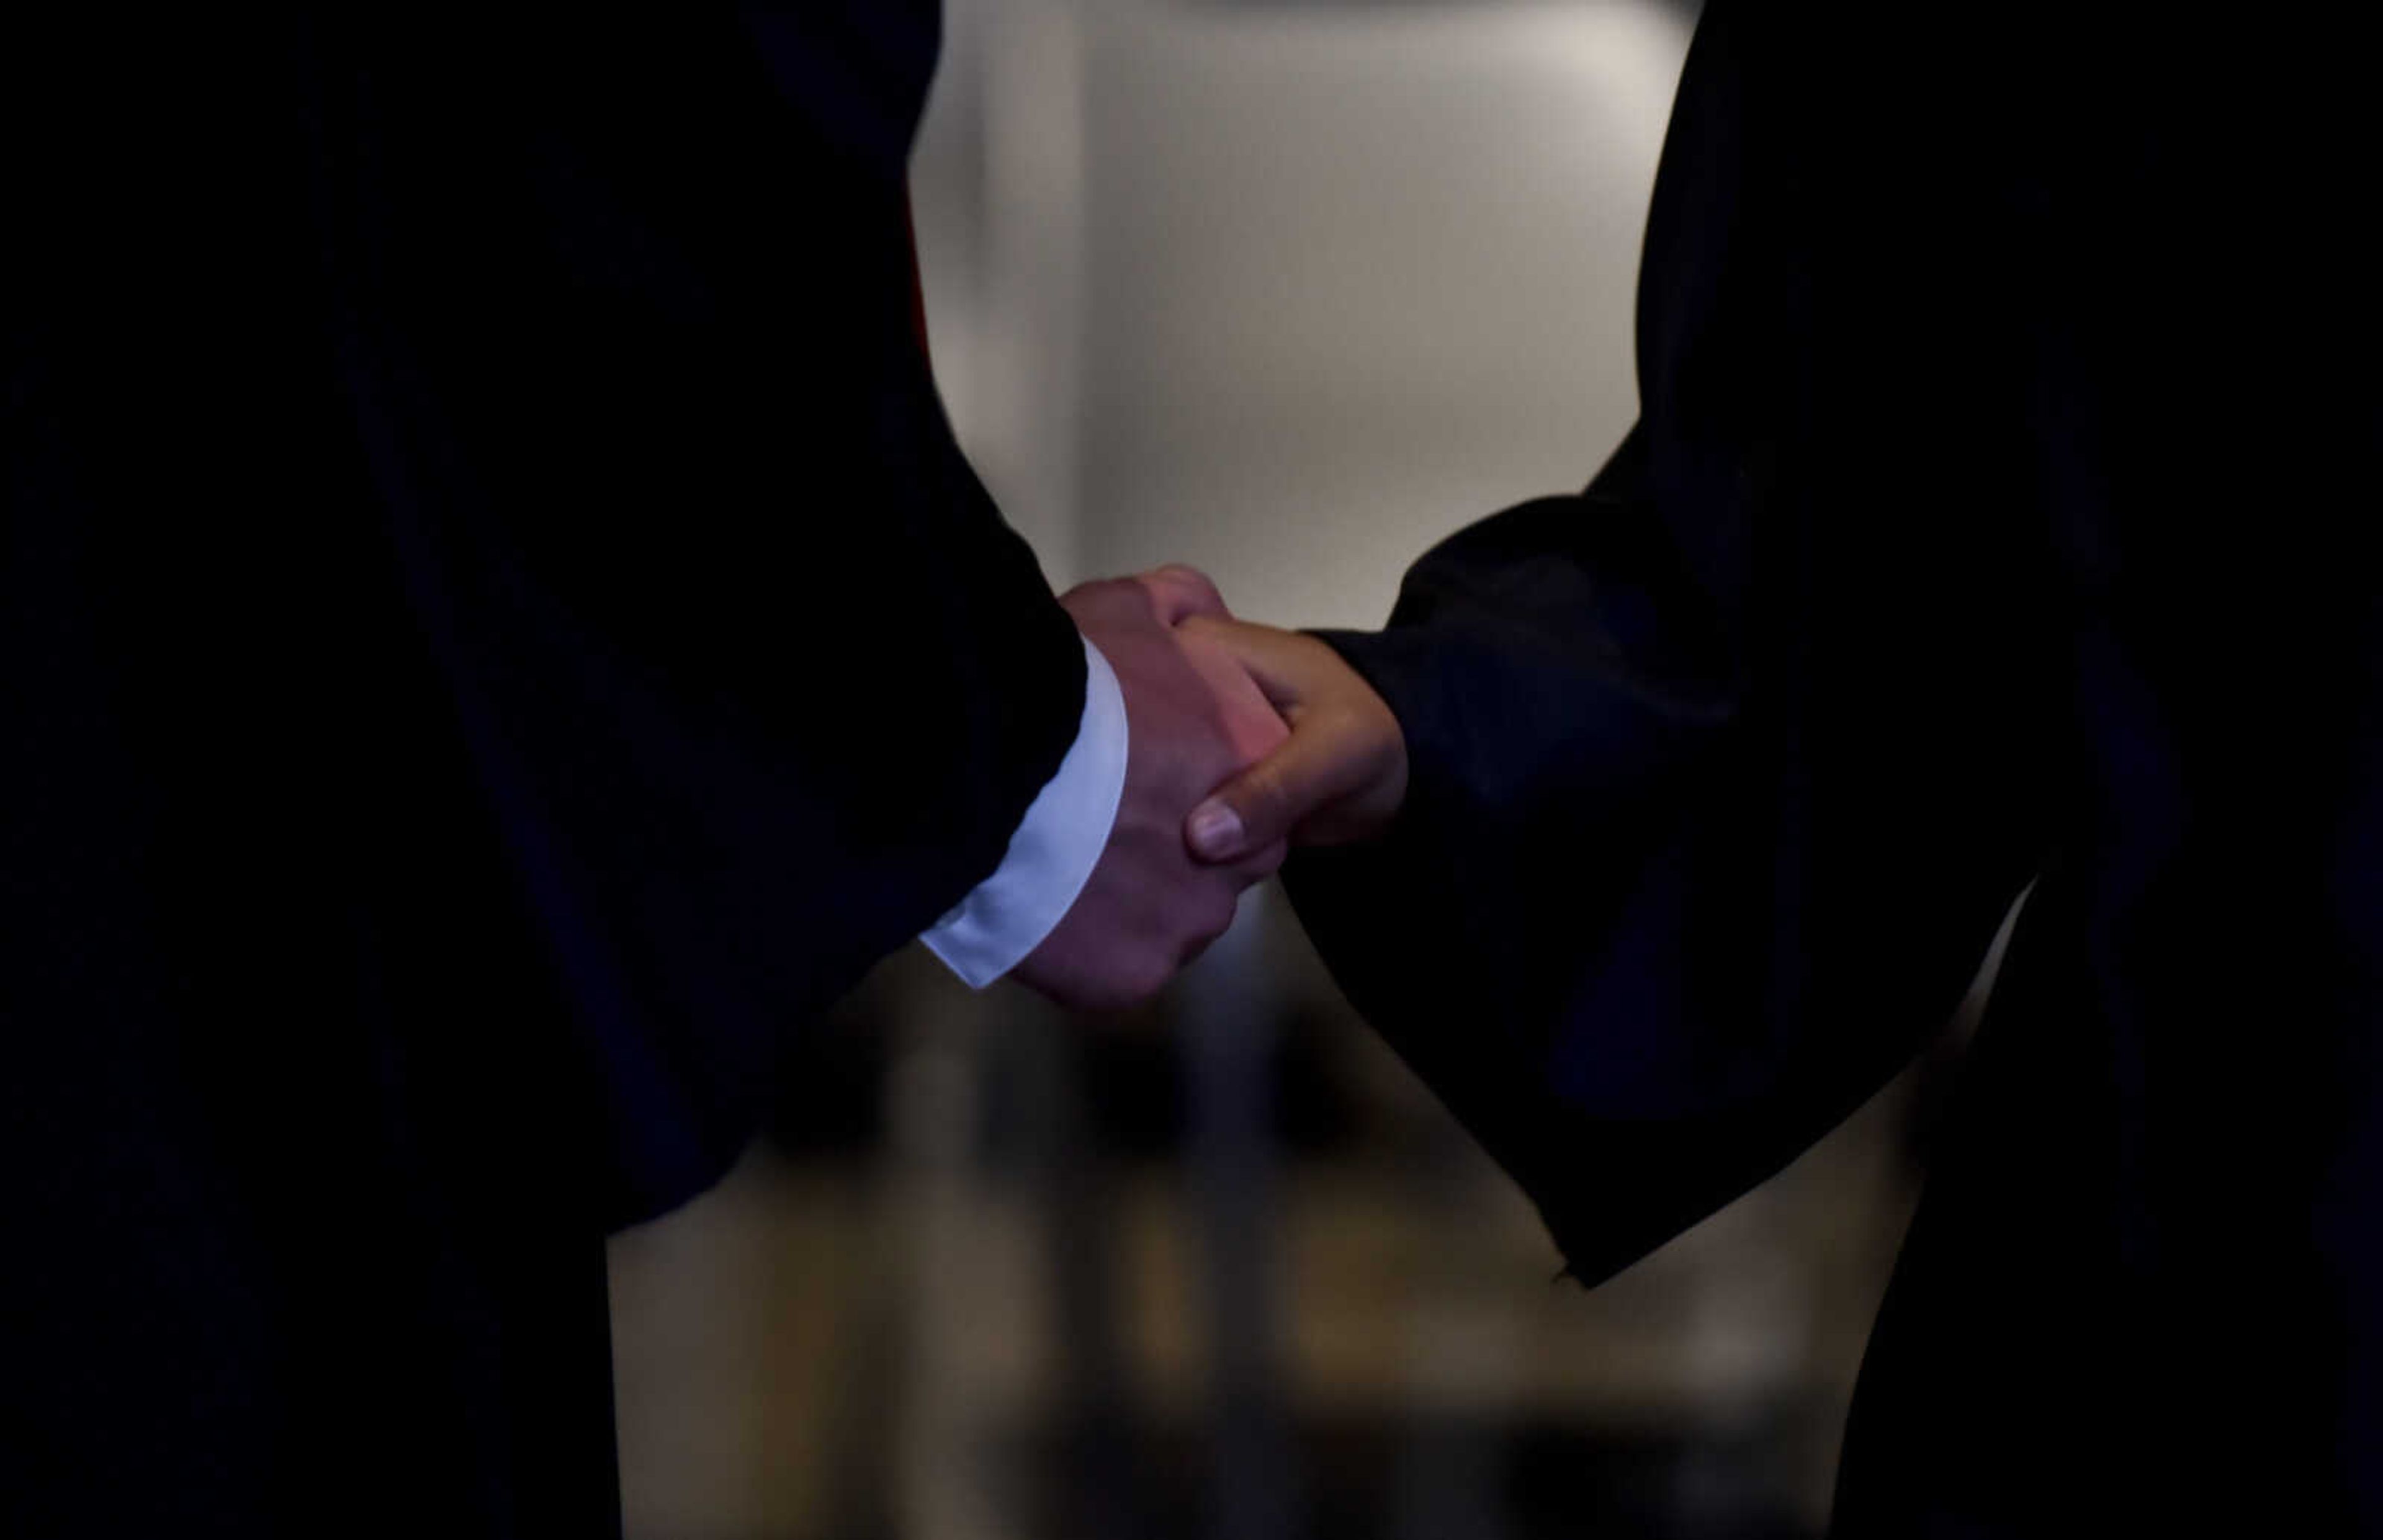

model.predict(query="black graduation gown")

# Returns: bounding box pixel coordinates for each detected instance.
[1288,4,2382,1532]
[2,9,1077,1534]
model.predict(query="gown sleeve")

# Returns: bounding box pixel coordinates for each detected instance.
[1283,0,2058,1285]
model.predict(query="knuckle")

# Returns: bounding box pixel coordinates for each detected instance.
[1197,885,1239,944]
[1130,953,1177,1002]
[1137,564,1230,628]
[1155,560,1217,592]
[1242,768,1290,821]
[1095,963,1162,1013]
[1169,889,1236,970]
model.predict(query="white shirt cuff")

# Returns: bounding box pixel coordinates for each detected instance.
[920,633,1129,988]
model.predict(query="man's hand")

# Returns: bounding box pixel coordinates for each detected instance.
[1012,569,1290,1010]
[1174,616,1409,862]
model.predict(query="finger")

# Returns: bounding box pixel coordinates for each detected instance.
[1229,835,1290,887]
[1055,576,1150,632]
[1174,614,1341,715]
[1171,622,1292,764]
[1185,709,1386,861]
[1135,563,1231,627]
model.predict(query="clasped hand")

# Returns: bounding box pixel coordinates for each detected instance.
[1013,565,1409,1011]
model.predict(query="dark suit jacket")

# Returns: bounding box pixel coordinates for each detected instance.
[1290,4,2381,1533]
[2,9,1075,1533]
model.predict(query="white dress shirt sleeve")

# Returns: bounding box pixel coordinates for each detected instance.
[920,633,1129,988]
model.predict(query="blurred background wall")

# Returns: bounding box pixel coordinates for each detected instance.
[607,4,1996,1536]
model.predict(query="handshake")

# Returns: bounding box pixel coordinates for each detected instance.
[1007,565,1410,1011]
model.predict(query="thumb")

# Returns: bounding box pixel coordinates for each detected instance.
[1185,708,1379,861]
[1177,616,1407,862]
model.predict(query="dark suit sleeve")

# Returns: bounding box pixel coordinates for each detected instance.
[305,11,1084,1221]
[1283,2,2059,1286]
